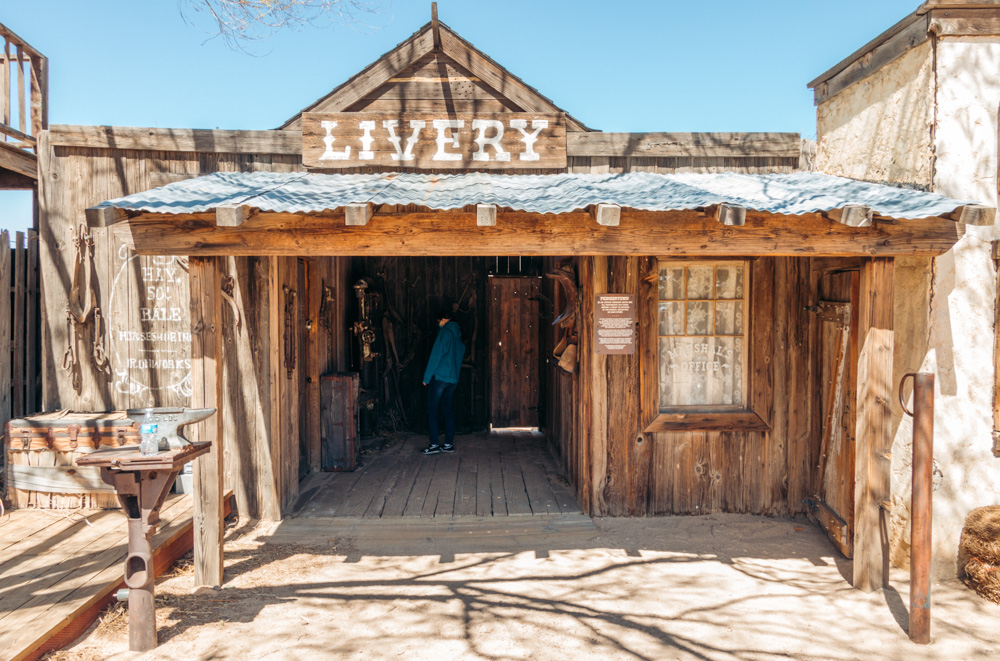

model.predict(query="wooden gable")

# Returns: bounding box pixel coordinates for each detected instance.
[279,20,589,131]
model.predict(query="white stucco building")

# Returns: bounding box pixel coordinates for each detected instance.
[810,1,1000,579]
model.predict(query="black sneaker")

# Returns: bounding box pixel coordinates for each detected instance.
[441,444,454,454]
[421,445,441,455]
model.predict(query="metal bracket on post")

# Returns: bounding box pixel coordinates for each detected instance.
[899,371,934,645]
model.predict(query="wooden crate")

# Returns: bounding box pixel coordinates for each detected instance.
[4,411,138,509]
[320,373,359,471]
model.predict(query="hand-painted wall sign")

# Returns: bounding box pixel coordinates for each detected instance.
[302,112,566,169]
[595,294,636,355]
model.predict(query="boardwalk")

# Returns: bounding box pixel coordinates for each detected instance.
[293,431,580,519]
[0,494,203,661]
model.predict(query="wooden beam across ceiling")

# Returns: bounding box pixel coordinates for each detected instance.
[111,209,965,258]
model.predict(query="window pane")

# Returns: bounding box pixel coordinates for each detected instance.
[715,301,743,335]
[659,336,743,407]
[687,266,713,299]
[716,264,744,299]
[659,301,684,335]
[659,267,685,300]
[686,301,712,335]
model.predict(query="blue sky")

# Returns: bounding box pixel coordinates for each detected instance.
[1,0,921,234]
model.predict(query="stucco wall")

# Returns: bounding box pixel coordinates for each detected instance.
[908,37,1000,580]
[816,42,935,187]
[818,36,1000,580]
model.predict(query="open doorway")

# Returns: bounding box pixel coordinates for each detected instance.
[296,255,580,518]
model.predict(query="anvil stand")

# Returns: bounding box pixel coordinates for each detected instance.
[77,442,211,652]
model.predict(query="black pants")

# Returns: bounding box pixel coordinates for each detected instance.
[427,378,457,446]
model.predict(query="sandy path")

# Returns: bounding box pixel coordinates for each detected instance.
[48,514,999,660]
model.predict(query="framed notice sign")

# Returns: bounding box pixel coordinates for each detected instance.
[302,112,566,169]
[595,294,636,355]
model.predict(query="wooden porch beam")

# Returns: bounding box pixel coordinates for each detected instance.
[476,203,497,226]
[189,256,225,588]
[853,256,894,592]
[112,209,965,258]
[0,140,36,179]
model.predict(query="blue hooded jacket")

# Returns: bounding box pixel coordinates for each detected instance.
[423,321,465,385]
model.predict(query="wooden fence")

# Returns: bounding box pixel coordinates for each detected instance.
[1,228,40,494]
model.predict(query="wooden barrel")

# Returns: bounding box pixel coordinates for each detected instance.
[4,411,138,509]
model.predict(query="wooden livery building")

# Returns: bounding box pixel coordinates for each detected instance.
[35,14,992,593]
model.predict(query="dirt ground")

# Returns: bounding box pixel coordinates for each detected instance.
[46,514,999,661]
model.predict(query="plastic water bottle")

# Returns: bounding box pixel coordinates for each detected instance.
[140,409,158,455]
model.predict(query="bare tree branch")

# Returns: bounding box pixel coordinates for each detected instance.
[177,0,390,51]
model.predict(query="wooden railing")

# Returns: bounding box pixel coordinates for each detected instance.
[0,22,47,151]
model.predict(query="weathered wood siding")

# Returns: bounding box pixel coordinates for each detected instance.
[36,142,348,518]
[568,256,821,517]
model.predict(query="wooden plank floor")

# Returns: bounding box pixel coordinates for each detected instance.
[0,494,198,661]
[294,430,580,519]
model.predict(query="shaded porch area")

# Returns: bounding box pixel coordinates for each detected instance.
[292,430,580,519]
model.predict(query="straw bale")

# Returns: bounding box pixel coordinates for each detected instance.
[960,505,1000,604]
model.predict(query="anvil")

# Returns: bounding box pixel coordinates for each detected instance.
[125,407,216,450]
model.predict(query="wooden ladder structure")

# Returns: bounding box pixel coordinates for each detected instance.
[0,22,46,188]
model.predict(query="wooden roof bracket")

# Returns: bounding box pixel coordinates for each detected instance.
[345,202,374,226]
[702,203,746,226]
[477,203,497,226]
[590,203,621,227]
[949,204,996,226]
[826,205,874,228]
[216,204,254,227]
[84,205,135,228]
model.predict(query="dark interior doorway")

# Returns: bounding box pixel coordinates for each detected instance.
[345,256,547,439]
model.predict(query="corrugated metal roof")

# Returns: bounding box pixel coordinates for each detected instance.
[97,171,978,220]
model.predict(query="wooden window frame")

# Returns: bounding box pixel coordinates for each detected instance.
[642,257,771,433]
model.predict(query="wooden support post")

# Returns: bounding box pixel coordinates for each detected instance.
[216,204,252,227]
[2,40,9,127]
[0,231,10,439]
[26,229,37,414]
[15,44,24,135]
[853,256,894,592]
[13,231,25,418]
[590,256,609,514]
[591,204,621,227]
[345,203,372,226]
[477,203,497,226]
[189,256,225,587]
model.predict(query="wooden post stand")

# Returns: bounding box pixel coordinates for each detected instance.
[77,443,211,652]
[900,372,934,645]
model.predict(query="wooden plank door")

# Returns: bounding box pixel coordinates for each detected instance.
[812,271,860,557]
[320,373,359,471]
[488,276,542,428]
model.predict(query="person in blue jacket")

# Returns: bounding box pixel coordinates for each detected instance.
[422,307,465,455]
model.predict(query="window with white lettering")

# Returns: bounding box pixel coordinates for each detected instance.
[658,262,747,409]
